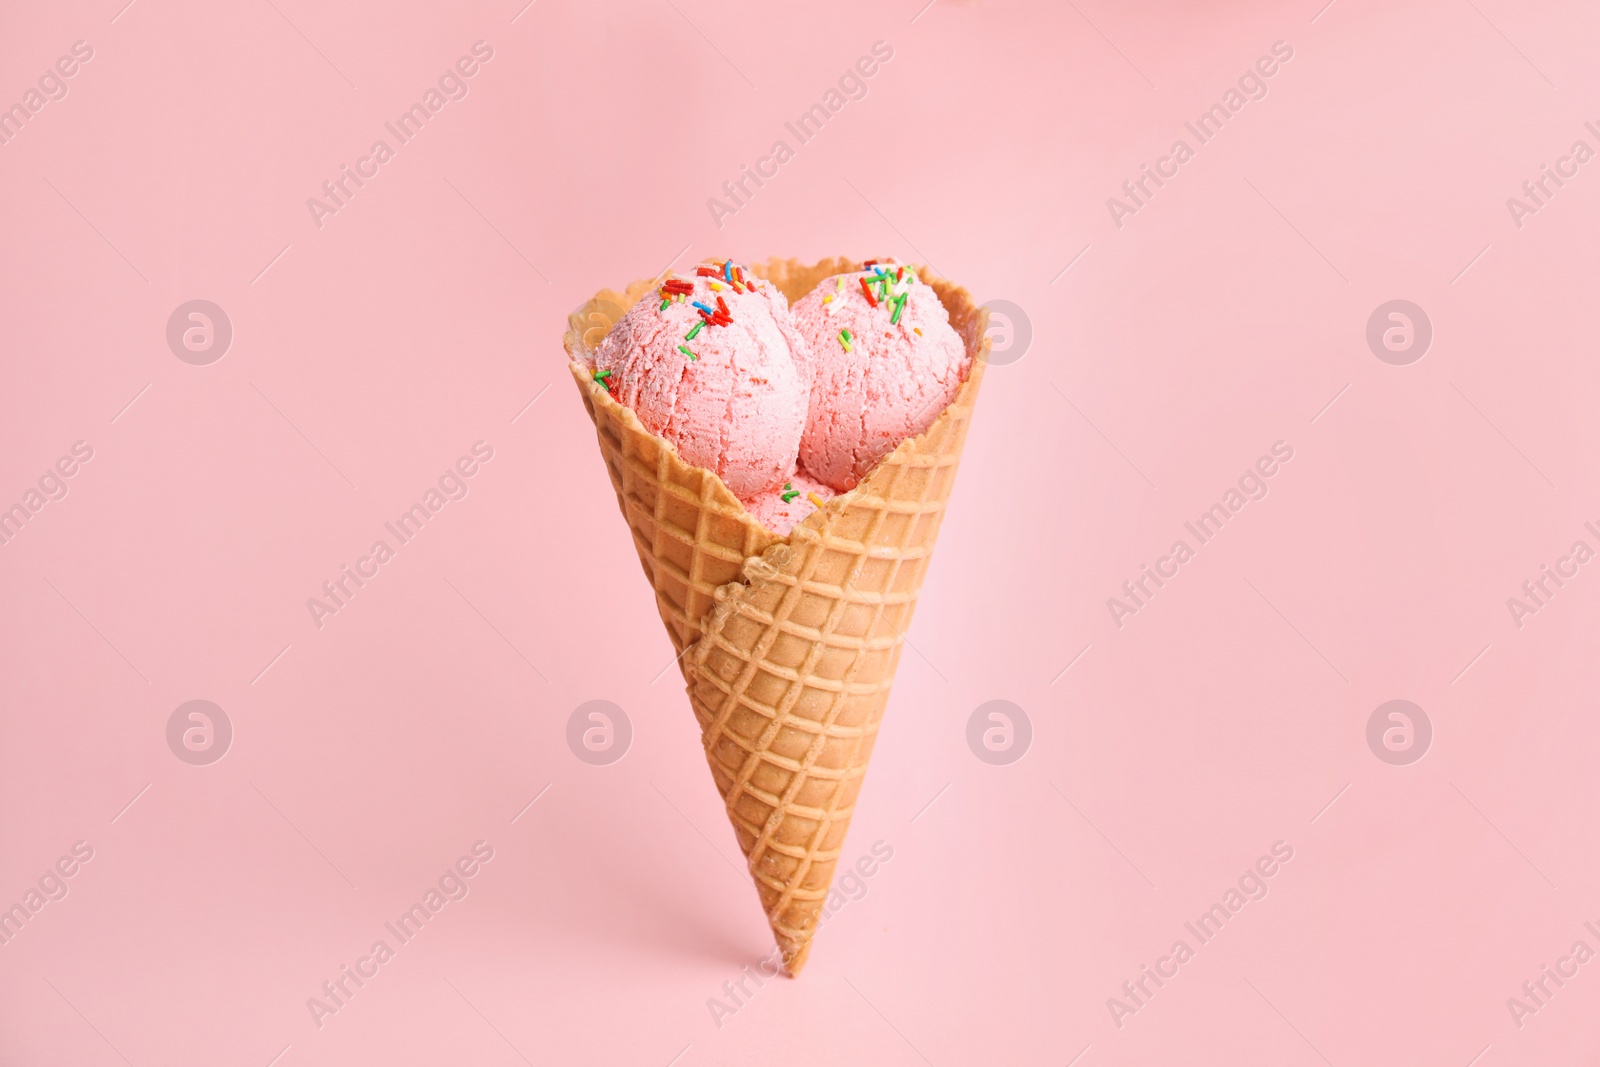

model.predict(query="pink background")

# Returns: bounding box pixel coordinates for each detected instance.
[4,0,1599,1063]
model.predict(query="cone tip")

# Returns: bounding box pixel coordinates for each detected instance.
[779,940,812,977]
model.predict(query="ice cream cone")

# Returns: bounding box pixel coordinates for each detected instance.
[566,257,989,974]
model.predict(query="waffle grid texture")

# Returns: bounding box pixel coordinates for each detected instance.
[566,257,988,973]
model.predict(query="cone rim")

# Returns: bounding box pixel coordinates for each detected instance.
[565,256,990,550]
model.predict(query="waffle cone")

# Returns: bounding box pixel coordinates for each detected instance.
[566,257,988,974]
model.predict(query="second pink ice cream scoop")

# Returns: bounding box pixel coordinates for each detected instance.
[792,263,971,492]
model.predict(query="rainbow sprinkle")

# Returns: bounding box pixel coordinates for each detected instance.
[678,345,698,361]
[839,328,852,352]
[891,292,906,325]
[781,482,799,503]
[723,260,733,281]
[659,278,694,311]
[807,492,826,508]
[686,321,703,341]
[592,369,611,381]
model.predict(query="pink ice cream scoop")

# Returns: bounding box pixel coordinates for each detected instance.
[741,470,835,537]
[593,262,814,499]
[792,262,971,492]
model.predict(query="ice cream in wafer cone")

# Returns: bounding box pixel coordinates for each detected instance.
[566,257,988,973]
